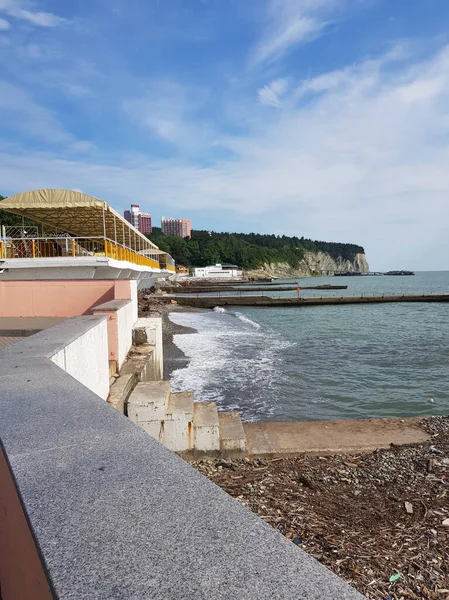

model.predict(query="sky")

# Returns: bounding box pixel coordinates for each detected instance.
[1,1,449,270]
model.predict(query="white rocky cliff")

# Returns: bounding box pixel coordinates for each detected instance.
[247,252,370,279]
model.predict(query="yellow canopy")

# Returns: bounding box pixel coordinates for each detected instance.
[0,189,162,254]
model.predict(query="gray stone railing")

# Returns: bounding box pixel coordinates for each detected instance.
[0,317,365,599]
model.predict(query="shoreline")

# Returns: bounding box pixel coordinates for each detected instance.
[138,292,447,425]
[138,294,205,380]
[162,307,198,380]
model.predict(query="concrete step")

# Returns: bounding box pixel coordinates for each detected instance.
[108,372,137,414]
[132,318,163,380]
[218,412,246,456]
[127,381,171,444]
[120,346,155,382]
[193,401,220,453]
[167,392,194,419]
[165,392,194,452]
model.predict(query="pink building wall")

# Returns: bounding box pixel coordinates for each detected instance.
[0,447,53,600]
[0,280,133,318]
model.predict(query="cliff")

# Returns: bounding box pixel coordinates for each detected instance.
[246,252,370,279]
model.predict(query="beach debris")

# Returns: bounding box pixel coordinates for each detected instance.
[389,572,402,583]
[404,501,414,514]
[297,473,317,490]
[429,397,435,403]
[191,416,449,600]
[430,445,445,455]
[428,458,436,472]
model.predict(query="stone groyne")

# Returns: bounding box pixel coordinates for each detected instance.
[174,293,449,309]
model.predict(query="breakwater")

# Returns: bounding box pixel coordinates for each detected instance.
[168,284,348,294]
[174,293,449,308]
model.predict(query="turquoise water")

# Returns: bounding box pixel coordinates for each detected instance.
[170,272,449,422]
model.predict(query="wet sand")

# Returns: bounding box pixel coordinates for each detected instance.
[137,294,204,379]
[161,307,199,379]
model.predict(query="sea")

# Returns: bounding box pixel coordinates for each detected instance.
[169,271,449,422]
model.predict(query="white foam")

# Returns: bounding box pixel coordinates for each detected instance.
[213,306,227,313]
[168,309,295,421]
[233,311,261,329]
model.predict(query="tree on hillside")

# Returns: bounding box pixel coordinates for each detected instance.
[147,227,364,270]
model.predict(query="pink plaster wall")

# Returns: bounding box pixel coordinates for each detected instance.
[113,280,131,300]
[0,447,54,600]
[0,280,132,318]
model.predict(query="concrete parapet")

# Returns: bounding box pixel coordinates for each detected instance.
[132,317,163,380]
[0,318,365,600]
[93,299,136,369]
[2,315,109,400]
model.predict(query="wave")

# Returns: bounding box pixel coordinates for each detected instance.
[234,311,261,329]
[169,308,297,421]
[213,305,261,329]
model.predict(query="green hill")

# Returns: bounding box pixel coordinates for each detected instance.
[148,228,365,270]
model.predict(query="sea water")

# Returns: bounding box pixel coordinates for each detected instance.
[169,272,449,422]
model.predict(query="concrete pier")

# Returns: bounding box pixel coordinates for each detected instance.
[175,293,449,308]
[244,417,429,458]
[168,284,348,293]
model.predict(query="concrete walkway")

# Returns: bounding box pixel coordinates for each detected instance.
[244,417,429,457]
[0,316,64,336]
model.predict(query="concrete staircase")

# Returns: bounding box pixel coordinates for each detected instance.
[126,381,246,456]
[107,317,246,457]
[108,358,246,457]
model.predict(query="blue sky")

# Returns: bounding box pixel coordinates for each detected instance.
[1,0,449,270]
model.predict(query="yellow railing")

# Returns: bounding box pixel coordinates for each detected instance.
[104,240,160,269]
[159,253,176,272]
[0,237,162,270]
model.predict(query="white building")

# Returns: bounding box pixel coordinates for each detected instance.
[191,263,243,279]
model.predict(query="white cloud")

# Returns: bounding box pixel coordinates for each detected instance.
[0,16,10,29]
[250,0,339,66]
[2,46,449,270]
[123,80,214,151]
[0,81,93,151]
[258,78,289,107]
[395,77,445,104]
[297,68,349,95]
[0,0,65,27]
[124,80,187,143]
